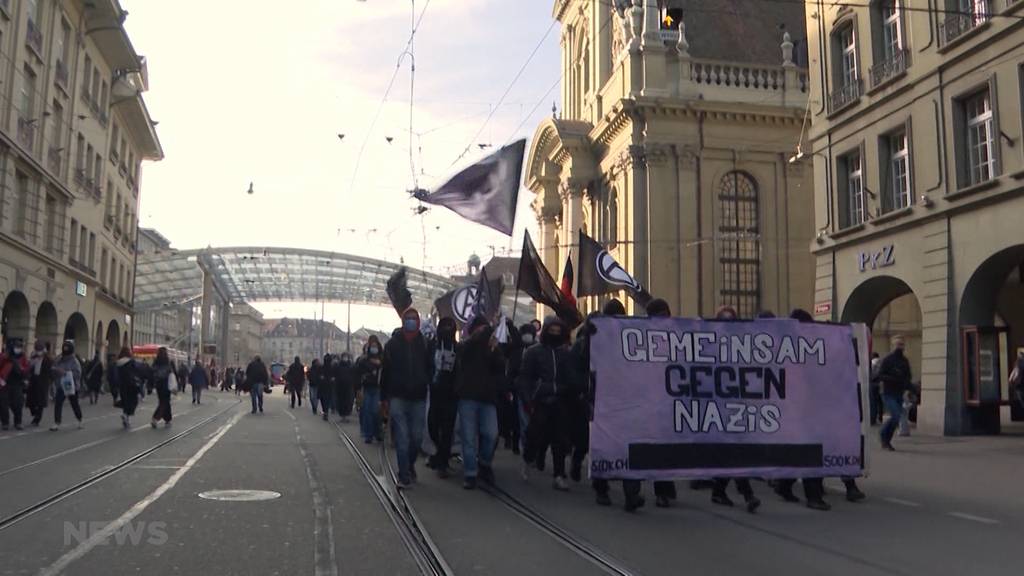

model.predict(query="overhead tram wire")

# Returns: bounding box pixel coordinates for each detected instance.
[347,0,432,199]
[589,0,1024,20]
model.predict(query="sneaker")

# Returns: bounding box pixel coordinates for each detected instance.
[437,467,450,480]
[711,493,735,507]
[845,487,867,503]
[410,468,418,484]
[14,424,23,431]
[165,421,171,428]
[520,461,531,482]
[745,496,761,514]
[625,495,645,512]
[775,486,800,503]
[121,414,128,428]
[881,442,895,452]
[396,478,412,490]
[806,499,832,511]
[552,476,569,491]
[596,492,612,506]
[77,421,84,430]
[478,465,495,485]
[462,477,477,490]
[151,420,158,429]
[50,424,59,431]
[364,437,372,444]
[655,495,670,508]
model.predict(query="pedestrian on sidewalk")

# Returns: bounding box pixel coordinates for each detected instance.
[151,348,175,428]
[234,368,244,396]
[84,351,103,405]
[334,353,355,421]
[308,359,323,416]
[455,316,505,489]
[381,308,432,488]
[188,360,208,405]
[518,316,578,492]
[357,337,384,437]
[51,340,84,431]
[427,318,458,476]
[286,356,305,409]
[115,346,141,428]
[246,355,269,414]
[879,335,913,451]
[27,341,52,427]
[0,338,30,430]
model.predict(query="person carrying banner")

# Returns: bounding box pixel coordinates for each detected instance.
[518,316,579,491]
[706,305,763,513]
[644,299,681,508]
[427,318,459,476]
[381,308,432,488]
[455,316,505,489]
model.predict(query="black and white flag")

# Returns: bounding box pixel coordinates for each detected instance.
[577,229,652,308]
[415,140,526,236]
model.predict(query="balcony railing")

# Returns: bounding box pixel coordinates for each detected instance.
[829,77,863,113]
[691,60,787,91]
[16,117,35,149]
[939,6,991,46]
[25,18,43,56]
[55,59,69,90]
[870,48,909,88]
[47,146,61,174]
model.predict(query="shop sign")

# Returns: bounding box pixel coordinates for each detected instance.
[814,301,832,315]
[75,281,87,297]
[857,244,895,272]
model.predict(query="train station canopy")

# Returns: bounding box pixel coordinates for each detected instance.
[133,247,456,312]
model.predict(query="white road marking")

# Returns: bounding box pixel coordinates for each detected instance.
[132,465,184,470]
[37,408,244,576]
[284,409,297,421]
[295,424,338,576]
[947,512,999,525]
[883,498,922,508]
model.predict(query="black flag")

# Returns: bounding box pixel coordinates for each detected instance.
[517,231,581,328]
[577,229,652,308]
[434,271,504,328]
[415,140,526,236]
[472,266,504,323]
[386,267,413,316]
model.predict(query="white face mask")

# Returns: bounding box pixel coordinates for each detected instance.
[521,335,535,345]
[368,347,379,355]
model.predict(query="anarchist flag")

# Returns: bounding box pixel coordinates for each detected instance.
[560,253,578,310]
[434,270,504,329]
[577,229,652,308]
[386,267,413,316]
[414,140,526,236]
[517,231,581,327]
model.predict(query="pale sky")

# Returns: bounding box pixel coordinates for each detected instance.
[122,0,561,330]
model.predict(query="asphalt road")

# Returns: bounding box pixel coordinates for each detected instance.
[1,389,1021,575]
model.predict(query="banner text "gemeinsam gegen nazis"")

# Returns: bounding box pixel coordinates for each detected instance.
[589,317,864,480]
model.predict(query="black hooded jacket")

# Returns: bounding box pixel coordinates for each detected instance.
[517,317,579,405]
[381,332,432,401]
[454,325,505,404]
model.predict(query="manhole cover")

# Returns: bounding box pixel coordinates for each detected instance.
[198,490,281,502]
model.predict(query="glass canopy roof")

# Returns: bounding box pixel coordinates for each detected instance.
[133,247,456,312]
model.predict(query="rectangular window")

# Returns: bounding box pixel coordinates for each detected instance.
[838,151,864,228]
[20,65,36,119]
[99,80,108,111]
[78,225,87,264]
[88,232,96,269]
[75,133,85,173]
[881,1,902,59]
[886,130,911,210]
[43,194,57,252]
[109,254,116,290]
[85,144,94,184]
[69,219,79,261]
[82,54,92,99]
[51,100,64,150]
[965,89,995,185]
[91,68,100,106]
[14,172,29,236]
[110,124,119,159]
[58,20,71,64]
[93,152,102,187]
[100,247,108,287]
[840,26,858,87]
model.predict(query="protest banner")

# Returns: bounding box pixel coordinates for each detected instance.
[589,316,866,480]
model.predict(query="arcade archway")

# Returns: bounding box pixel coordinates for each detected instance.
[64,313,90,356]
[1,291,31,344]
[36,302,59,349]
[106,321,121,358]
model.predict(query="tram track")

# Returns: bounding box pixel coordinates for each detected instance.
[0,398,242,532]
[333,422,454,576]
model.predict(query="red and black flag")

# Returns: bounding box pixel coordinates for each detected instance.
[517,231,581,328]
[560,252,578,310]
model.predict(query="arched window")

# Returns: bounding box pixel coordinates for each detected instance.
[718,172,761,318]
[605,187,618,249]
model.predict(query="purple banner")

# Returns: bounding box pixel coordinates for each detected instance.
[589,317,863,480]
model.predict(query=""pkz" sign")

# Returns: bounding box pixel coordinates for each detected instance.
[857,244,895,272]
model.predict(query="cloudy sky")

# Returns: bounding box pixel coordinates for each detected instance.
[122,0,561,330]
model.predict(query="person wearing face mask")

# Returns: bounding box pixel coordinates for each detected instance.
[51,340,84,431]
[513,323,537,455]
[334,353,356,421]
[381,309,433,488]
[150,347,175,428]
[455,316,505,489]
[357,336,385,437]
[27,341,53,427]
[427,318,459,476]
[0,338,30,430]
[308,359,323,416]
[518,316,579,491]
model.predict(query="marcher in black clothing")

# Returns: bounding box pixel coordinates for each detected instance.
[246,356,269,414]
[644,299,680,508]
[427,317,459,477]
[518,316,579,491]
[497,318,523,454]
[356,338,384,437]
[381,308,433,487]
[27,341,52,427]
[85,352,103,405]
[334,353,356,421]
[455,316,506,489]
[308,359,323,416]
[115,347,141,428]
[286,357,305,409]
[150,348,175,428]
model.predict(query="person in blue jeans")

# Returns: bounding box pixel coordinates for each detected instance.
[380,309,432,488]
[455,317,505,489]
[245,356,269,414]
[879,336,912,451]
[357,337,384,440]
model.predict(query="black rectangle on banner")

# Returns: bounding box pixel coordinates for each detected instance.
[628,443,823,470]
